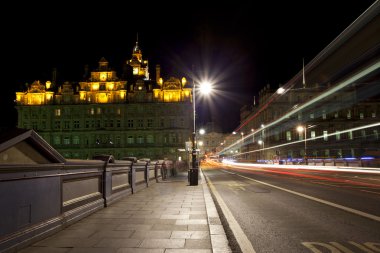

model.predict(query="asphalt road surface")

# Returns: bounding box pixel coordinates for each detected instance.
[202,161,380,253]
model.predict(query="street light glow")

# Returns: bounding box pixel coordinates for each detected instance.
[277,87,285,94]
[199,81,212,94]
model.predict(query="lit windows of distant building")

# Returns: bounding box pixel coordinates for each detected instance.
[348,131,353,140]
[336,131,341,141]
[73,136,80,145]
[127,136,134,144]
[63,137,70,145]
[286,131,292,141]
[347,110,351,119]
[323,131,328,141]
[137,136,144,144]
[147,135,154,144]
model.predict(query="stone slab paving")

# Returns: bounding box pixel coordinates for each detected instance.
[18,169,232,253]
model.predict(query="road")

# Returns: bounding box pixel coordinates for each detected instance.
[201,161,380,253]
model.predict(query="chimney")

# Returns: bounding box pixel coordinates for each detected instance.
[52,68,57,87]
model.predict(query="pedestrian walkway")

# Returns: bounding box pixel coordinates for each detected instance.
[18,169,232,253]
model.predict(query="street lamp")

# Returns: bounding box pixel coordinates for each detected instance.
[258,139,264,161]
[189,80,212,186]
[297,125,307,164]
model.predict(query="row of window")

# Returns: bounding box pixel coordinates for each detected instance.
[51,133,184,145]
[251,129,379,142]
[25,118,187,130]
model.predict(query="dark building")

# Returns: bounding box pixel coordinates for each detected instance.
[219,3,380,164]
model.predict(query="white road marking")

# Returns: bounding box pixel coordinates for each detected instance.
[204,172,256,253]
[235,173,380,222]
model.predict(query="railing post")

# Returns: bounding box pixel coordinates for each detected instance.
[129,165,136,194]
[145,161,149,187]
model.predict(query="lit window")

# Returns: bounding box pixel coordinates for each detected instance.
[286,131,291,141]
[55,109,61,116]
[73,136,80,145]
[323,131,328,141]
[127,136,134,144]
[336,131,340,140]
[147,135,154,143]
[372,112,376,118]
[63,137,70,145]
[310,131,316,139]
[360,113,364,119]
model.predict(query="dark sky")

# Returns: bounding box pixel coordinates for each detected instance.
[2,1,376,132]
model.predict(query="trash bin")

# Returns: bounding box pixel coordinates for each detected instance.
[188,168,198,186]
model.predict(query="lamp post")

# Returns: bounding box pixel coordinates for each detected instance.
[258,139,264,161]
[189,81,212,186]
[297,125,307,165]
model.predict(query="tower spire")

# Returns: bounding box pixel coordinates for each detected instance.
[302,58,306,88]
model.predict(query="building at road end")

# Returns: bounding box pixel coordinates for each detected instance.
[15,42,193,161]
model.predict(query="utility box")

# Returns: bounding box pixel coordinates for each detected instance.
[188,168,198,186]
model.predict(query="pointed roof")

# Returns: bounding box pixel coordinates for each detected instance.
[0,128,66,164]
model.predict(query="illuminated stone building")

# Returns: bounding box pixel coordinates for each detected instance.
[15,42,193,160]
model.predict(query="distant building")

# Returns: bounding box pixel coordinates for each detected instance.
[15,42,193,160]
[220,4,380,163]
[230,81,380,162]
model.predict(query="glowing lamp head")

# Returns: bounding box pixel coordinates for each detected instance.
[199,81,212,94]
[297,126,305,132]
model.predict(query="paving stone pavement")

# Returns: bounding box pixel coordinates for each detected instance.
[18,169,232,253]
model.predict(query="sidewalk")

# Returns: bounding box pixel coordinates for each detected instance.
[18,169,232,253]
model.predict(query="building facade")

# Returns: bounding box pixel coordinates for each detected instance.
[15,42,193,160]
[219,5,380,164]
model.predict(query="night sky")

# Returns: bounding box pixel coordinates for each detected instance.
[1,1,376,132]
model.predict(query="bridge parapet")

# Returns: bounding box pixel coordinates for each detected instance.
[0,156,171,253]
